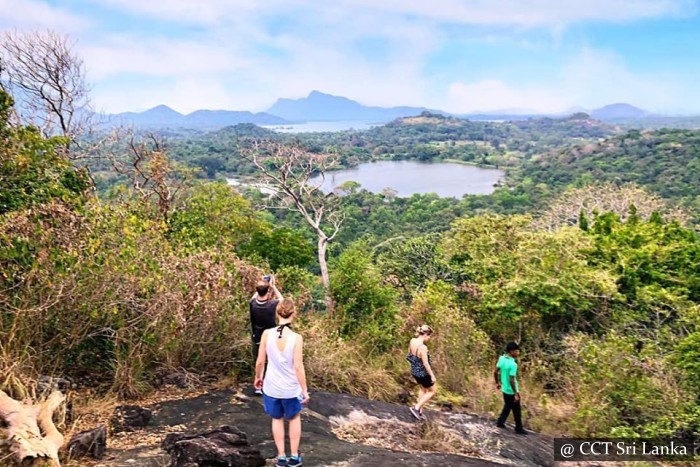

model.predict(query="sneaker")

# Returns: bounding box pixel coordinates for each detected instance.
[254,388,263,395]
[409,406,422,420]
[275,456,288,466]
[287,454,302,466]
[496,423,506,428]
[515,428,528,435]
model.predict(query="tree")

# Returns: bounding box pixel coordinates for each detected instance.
[0,89,89,214]
[0,30,91,148]
[244,142,344,313]
[534,183,690,231]
[331,241,397,350]
[108,132,192,220]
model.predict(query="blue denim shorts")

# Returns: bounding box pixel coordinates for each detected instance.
[263,393,303,420]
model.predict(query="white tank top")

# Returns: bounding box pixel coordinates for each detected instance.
[263,330,302,399]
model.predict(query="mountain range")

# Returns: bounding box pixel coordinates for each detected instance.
[102,105,290,129]
[267,90,438,122]
[103,91,649,130]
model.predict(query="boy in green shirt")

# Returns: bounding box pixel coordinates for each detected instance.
[494,342,527,435]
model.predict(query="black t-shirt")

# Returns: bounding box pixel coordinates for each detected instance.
[250,298,279,343]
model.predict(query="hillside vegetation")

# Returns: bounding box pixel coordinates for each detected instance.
[2,85,700,442]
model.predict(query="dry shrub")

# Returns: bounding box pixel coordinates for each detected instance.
[0,201,260,398]
[402,282,493,395]
[302,317,401,401]
[549,332,692,436]
[519,385,578,435]
[331,410,483,458]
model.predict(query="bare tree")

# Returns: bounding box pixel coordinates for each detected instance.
[108,130,192,219]
[244,142,344,313]
[534,182,690,231]
[0,30,92,148]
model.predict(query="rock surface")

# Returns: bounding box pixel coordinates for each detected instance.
[68,425,107,459]
[110,405,153,433]
[162,425,265,467]
[104,388,554,466]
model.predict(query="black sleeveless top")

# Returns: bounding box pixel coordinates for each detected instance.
[406,344,431,378]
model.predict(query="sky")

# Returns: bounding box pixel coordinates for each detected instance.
[2,0,700,115]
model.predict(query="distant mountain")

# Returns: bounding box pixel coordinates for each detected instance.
[591,103,647,121]
[103,105,290,130]
[101,98,651,131]
[267,90,435,122]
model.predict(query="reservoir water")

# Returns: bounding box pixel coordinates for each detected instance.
[263,120,380,133]
[310,160,504,197]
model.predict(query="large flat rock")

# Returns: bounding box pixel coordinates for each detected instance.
[102,387,553,466]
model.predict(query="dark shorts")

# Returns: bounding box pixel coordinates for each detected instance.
[263,393,303,420]
[413,374,435,388]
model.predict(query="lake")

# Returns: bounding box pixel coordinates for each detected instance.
[310,160,505,197]
[262,120,380,133]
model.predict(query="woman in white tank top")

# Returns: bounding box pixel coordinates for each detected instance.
[254,300,309,467]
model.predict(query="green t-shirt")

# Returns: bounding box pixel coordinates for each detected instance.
[497,354,519,395]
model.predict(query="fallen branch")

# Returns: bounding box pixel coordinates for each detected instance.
[0,390,65,466]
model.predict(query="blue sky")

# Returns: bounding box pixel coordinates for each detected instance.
[2,0,699,114]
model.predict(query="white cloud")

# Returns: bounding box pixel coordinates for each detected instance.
[90,0,696,27]
[341,0,696,27]
[447,80,571,114]
[0,0,91,32]
[80,4,439,112]
[446,48,690,113]
[559,48,686,111]
[79,35,256,80]
[8,0,693,114]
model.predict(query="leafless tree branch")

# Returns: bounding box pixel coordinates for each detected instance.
[242,141,344,313]
[0,29,93,154]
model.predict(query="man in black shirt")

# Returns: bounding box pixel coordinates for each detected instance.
[250,275,283,393]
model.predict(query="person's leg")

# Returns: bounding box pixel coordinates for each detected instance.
[497,393,513,426]
[271,417,286,457]
[512,398,523,431]
[415,386,426,409]
[288,413,302,456]
[415,385,436,411]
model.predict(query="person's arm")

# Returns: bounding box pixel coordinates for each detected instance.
[494,365,501,390]
[293,335,309,404]
[419,346,436,383]
[509,366,519,401]
[254,330,269,389]
[269,276,283,302]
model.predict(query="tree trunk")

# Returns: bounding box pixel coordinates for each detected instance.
[0,390,66,466]
[317,235,334,315]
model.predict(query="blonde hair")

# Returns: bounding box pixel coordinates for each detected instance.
[276,300,296,319]
[415,324,433,337]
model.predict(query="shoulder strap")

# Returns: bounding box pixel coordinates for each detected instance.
[411,342,426,357]
[276,323,292,338]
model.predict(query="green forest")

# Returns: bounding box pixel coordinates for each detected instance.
[2,66,700,446]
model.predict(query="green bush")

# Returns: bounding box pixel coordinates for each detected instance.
[331,241,398,352]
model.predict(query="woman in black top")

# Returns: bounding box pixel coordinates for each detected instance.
[406,325,436,420]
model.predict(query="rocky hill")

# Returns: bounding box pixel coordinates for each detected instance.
[105,387,553,466]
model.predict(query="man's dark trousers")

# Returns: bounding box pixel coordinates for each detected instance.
[497,393,523,430]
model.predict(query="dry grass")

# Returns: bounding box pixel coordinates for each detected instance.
[303,317,402,401]
[330,410,484,458]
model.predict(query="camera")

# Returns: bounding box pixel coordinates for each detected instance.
[263,275,271,282]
